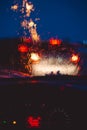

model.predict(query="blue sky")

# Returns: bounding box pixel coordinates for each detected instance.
[0,0,87,42]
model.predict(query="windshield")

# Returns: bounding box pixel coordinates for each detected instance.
[0,0,87,77]
[0,38,87,77]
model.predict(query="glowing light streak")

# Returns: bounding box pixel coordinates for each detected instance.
[21,0,34,17]
[11,0,40,42]
[28,19,35,27]
[11,4,18,11]
[25,2,34,17]
[21,19,40,42]
[21,20,28,29]
[28,19,40,42]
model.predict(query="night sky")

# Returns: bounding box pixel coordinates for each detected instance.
[0,0,87,42]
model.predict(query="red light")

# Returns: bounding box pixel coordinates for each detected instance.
[71,54,80,63]
[49,38,62,45]
[18,44,28,53]
[23,37,32,43]
[27,116,41,128]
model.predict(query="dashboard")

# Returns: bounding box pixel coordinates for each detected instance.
[0,76,87,129]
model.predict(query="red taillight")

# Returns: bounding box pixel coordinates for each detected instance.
[27,116,41,128]
[18,44,28,53]
[23,37,32,43]
[71,54,80,63]
[49,38,62,46]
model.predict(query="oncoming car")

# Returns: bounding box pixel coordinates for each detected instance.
[18,38,81,76]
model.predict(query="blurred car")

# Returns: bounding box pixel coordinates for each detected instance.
[17,38,81,76]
